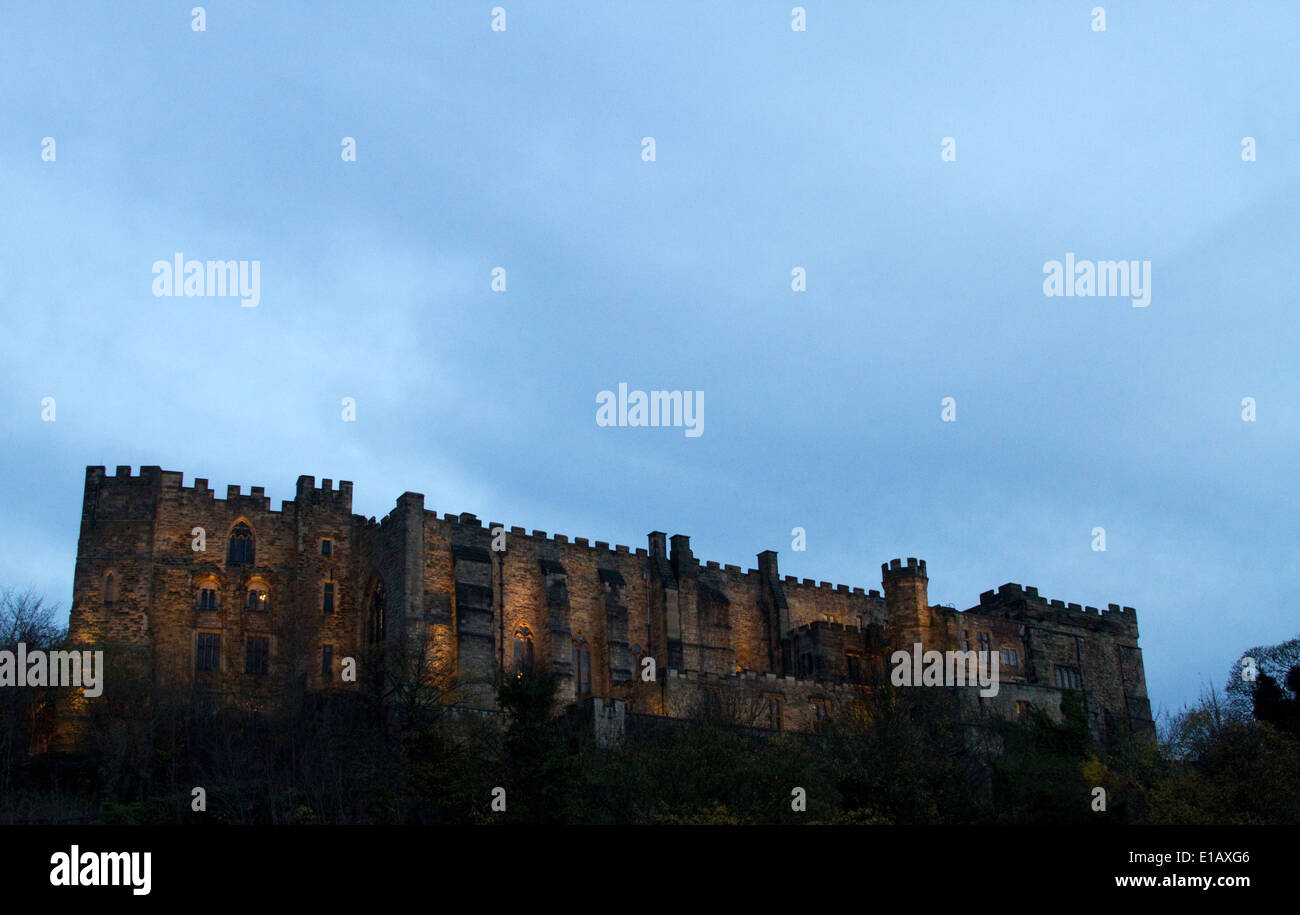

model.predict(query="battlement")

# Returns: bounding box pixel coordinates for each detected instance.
[973,582,1137,629]
[881,557,927,579]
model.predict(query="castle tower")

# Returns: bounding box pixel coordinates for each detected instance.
[882,558,932,651]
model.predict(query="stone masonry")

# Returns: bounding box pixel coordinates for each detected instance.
[66,466,1155,742]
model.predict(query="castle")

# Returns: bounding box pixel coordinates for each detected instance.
[67,465,1154,741]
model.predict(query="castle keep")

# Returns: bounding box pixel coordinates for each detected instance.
[68,466,1154,740]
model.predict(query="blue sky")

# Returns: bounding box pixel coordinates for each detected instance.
[1,2,1296,720]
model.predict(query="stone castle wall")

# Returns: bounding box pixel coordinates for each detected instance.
[67,466,1154,741]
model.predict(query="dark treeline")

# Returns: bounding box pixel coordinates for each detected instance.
[2,588,1298,825]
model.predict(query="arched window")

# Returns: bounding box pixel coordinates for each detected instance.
[366,579,386,645]
[196,579,220,611]
[103,571,119,604]
[572,636,591,698]
[512,625,534,674]
[246,585,269,613]
[227,522,254,566]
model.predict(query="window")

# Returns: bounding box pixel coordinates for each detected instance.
[227,522,254,566]
[1000,648,1018,667]
[246,587,268,613]
[321,538,332,556]
[846,652,863,682]
[976,632,991,656]
[960,629,970,651]
[512,626,534,674]
[196,633,220,672]
[572,637,591,698]
[366,580,385,644]
[322,581,334,614]
[766,696,783,731]
[245,636,270,675]
[198,587,219,611]
[823,613,837,623]
[1054,666,1082,690]
[104,572,119,604]
[1016,700,1030,718]
[321,645,333,681]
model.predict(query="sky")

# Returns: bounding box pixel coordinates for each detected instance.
[1,2,1296,721]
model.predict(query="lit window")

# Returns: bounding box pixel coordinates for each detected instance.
[1016,700,1030,718]
[246,588,268,613]
[512,626,535,674]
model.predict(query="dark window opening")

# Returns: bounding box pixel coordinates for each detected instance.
[323,582,334,614]
[367,580,386,645]
[227,522,254,566]
[245,636,270,675]
[572,637,591,698]
[322,644,333,681]
[198,588,218,611]
[196,633,220,672]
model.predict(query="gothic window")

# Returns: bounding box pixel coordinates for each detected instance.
[367,579,386,645]
[245,636,270,675]
[572,636,591,698]
[196,632,221,672]
[198,586,219,611]
[103,571,119,604]
[246,586,268,613]
[227,522,254,566]
[512,625,535,674]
